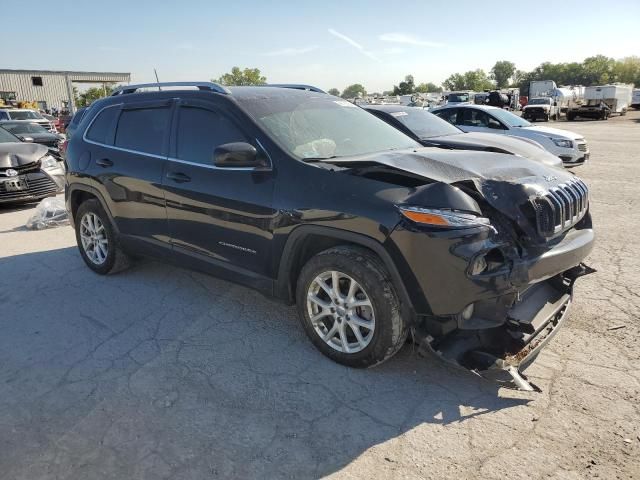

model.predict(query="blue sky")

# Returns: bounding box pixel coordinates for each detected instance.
[8,0,640,92]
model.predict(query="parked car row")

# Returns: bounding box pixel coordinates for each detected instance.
[61,81,594,391]
[0,107,57,132]
[430,104,589,166]
[0,127,64,204]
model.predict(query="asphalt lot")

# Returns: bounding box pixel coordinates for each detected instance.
[1,111,639,479]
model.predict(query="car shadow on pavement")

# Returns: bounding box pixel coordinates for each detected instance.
[0,246,532,479]
[0,202,39,214]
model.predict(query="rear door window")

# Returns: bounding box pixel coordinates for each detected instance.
[115,107,170,155]
[85,106,118,144]
[435,108,458,125]
[175,106,248,165]
[461,109,489,127]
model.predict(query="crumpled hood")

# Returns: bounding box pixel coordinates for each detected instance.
[424,132,563,168]
[0,142,48,168]
[329,147,582,243]
[520,125,583,140]
[330,147,573,185]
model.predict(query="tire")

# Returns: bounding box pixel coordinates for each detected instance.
[75,198,131,275]
[567,113,575,121]
[296,246,408,368]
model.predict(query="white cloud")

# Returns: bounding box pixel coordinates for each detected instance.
[328,28,380,62]
[382,47,405,55]
[379,33,445,47]
[174,42,196,51]
[264,46,318,56]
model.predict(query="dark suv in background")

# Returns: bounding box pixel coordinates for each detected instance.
[65,82,594,390]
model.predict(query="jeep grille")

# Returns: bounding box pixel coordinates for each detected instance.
[530,179,589,237]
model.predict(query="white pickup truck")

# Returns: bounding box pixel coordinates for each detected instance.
[522,97,561,122]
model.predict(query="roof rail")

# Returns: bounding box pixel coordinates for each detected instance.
[111,81,230,96]
[266,84,326,94]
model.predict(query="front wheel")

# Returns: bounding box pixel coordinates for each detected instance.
[296,246,408,368]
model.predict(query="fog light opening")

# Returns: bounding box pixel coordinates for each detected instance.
[469,255,488,275]
[462,304,475,320]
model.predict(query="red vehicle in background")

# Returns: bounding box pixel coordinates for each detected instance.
[519,96,528,109]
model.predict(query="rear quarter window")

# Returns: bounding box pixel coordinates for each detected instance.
[85,106,119,144]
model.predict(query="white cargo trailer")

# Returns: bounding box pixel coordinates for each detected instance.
[529,80,557,98]
[567,84,634,120]
[632,89,640,109]
[584,84,633,113]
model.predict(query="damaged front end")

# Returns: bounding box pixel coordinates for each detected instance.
[324,148,596,390]
[418,264,594,391]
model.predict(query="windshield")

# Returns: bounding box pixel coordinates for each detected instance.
[0,127,20,143]
[240,96,419,160]
[386,108,462,138]
[529,98,551,105]
[487,108,531,128]
[448,93,470,103]
[2,122,48,134]
[8,110,43,120]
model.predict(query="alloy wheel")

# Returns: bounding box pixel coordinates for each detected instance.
[79,212,109,265]
[306,270,375,353]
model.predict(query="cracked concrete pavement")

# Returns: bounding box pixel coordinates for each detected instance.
[1,112,639,479]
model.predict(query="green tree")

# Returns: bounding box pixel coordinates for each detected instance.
[581,55,616,84]
[443,73,466,91]
[76,84,116,107]
[613,56,640,85]
[490,60,516,88]
[327,88,340,96]
[341,83,367,99]
[216,67,267,86]
[415,82,442,93]
[444,69,493,91]
[392,74,415,95]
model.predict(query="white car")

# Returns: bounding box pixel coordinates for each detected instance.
[432,104,589,166]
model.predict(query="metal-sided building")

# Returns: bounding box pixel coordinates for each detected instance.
[0,69,130,113]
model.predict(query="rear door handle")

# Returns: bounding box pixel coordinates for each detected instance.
[96,158,113,168]
[166,172,191,183]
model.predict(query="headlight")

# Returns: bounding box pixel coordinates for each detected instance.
[552,138,573,148]
[398,206,491,229]
[40,154,59,170]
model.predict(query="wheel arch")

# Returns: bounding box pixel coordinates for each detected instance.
[68,184,119,233]
[275,225,417,323]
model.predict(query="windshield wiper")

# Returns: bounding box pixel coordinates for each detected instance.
[302,155,340,163]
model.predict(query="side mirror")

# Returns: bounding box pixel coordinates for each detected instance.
[213,142,266,169]
[553,101,558,106]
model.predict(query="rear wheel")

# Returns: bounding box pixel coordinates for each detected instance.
[296,246,408,368]
[75,199,131,275]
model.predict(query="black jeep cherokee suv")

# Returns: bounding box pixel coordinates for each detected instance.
[65,82,594,389]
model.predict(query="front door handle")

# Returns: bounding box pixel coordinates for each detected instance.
[166,172,191,183]
[96,158,113,168]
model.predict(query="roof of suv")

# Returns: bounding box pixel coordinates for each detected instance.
[85,84,332,119]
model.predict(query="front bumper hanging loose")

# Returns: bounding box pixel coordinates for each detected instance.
[418,263,595,391]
